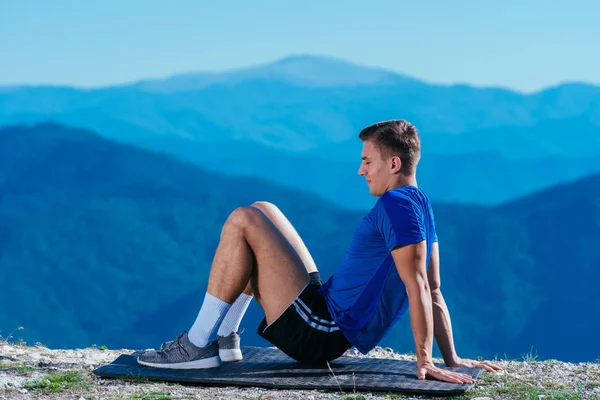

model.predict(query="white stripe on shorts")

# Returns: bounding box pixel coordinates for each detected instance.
[293,299,340,333]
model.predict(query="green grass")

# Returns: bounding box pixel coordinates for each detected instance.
[449,370,586,400]
[490,381,581,399]
[23,370,91,393]
[10,364,36,374]
[119,375,152,384]
[0,361,36,374]
[585,380,600,390]
[0,326,24,344]
[453,385,582,400]
[129,391,172,400]
[520,346,539,363]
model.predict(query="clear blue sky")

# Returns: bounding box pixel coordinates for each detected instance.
[1,0,598,92]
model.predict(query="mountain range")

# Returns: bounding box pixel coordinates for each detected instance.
[1,55,600,208]
[1,123,598,363]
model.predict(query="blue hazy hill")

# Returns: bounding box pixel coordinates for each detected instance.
[1,122,598,362]
[1,56,599,207]
[130,55,421,92]
[136,134,600,208]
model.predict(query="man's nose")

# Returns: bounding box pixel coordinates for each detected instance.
[358,166,365,176]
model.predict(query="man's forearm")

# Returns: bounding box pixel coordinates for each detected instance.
[431,288,459,366]
[407,286,435,367]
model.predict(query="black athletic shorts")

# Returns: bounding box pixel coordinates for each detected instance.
[257,280,351,365]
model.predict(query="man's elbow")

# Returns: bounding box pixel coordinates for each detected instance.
[429,282,441,293]
[405,277,431,298]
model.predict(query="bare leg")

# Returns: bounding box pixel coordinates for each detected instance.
[250,201,318,274]
[216,201,317,337]
[207,206,310,324]
[141,204,317,368]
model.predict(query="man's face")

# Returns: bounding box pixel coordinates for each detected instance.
[358,140,392,197]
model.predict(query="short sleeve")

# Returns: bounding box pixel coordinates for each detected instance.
[377,193,426,251]
[429,203,439,243]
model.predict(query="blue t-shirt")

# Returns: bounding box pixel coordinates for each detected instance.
[318,185,438,354]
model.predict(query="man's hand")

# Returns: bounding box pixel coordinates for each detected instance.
[447,357,503,372]
[417,362,475,384]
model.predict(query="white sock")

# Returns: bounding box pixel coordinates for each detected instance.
[188,293,231,347]
[217,293,253,337]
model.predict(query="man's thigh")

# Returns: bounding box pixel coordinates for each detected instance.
[239,207,310,324]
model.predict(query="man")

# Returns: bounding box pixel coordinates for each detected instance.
[138,120,501,383]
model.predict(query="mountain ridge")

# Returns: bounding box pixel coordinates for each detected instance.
[2,54,599,95]
[129,54,422,92]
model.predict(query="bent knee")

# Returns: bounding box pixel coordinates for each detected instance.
[251,201,279,215]
[226,206,266,230]
[251,200,277,210]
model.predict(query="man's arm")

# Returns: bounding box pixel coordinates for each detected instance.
[427,241,460,366]
[392,241,474,384]
[426,242,503,373]
[391,241,434,368]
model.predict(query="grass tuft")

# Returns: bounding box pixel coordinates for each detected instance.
[23,370,91,393]
[12,364,36,374]
[0,326,24,344]
[0,361,36,374]
[129,391,172,400]
[119,375,153,384]
[520,346,539,363]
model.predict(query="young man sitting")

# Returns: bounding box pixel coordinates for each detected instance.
[137,120,501,384]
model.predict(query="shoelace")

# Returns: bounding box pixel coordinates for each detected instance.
[163,332,191,359]
[174,338,191,359]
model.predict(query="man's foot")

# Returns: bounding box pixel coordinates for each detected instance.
[137,331,220,369]
[217,331,242,362]
[160,331,244,362]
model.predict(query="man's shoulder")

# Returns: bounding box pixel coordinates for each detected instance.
[379,186,426,208]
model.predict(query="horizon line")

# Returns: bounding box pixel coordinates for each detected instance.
[0,53,597,95]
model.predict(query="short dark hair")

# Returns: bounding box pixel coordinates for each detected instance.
[358,119,420,175]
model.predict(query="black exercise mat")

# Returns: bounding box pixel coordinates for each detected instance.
[93,346,482,395]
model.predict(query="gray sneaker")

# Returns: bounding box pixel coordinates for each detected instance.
[161,331,243,362]
[137,331,220,369]
[217,331,242,362]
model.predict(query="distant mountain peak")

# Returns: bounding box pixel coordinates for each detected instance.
[131,54,420,93]
[262,53,399,74]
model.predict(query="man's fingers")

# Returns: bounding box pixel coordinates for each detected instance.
[450,372,471,382]
[430,369,474,384]
[420,366,476,385]
[448,370,474,382]
[450,371,474,384]
[480,364,495,372]
[447,373,473,384]
[433,370,462,384]
[460,373,475,381]
[479,361,502,372]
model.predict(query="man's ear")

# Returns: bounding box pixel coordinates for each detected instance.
[390,155,402,173]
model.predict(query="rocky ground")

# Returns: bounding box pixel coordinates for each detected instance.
[1,341,599,399]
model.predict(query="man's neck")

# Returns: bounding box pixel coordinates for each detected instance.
[387,175,418,191]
